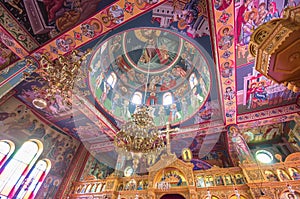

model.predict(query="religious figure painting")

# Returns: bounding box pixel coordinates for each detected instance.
[236,64,300,114]
[182,148,192,162]
[228,125,253,163]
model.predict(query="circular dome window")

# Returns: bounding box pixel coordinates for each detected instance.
[256,150,273,164]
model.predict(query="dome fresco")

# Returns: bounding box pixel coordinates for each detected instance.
[88,27,211,126]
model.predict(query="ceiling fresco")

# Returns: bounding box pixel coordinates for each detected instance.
[0,0,299,168]
[88,28,212,126]
[0,40,19,70]
[236,63,300,115]
[234,0,300,66]
[0,0,115,45]
[9,0,225,161]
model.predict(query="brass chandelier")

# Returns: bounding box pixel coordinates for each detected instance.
[114,105,166,171]
[23,50,90,109]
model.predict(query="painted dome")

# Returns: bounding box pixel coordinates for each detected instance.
[88,27,211,126]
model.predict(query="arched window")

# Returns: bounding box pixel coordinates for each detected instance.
[163,92,173,106]
[0,139,43,198]
[0,140,15,169]
[107,72,117,88]
[16,159,51,199]
[131,92,142,105]
[256,150,273,164]
[189,73,198,89]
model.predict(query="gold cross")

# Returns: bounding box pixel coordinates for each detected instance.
[160,122,179,155]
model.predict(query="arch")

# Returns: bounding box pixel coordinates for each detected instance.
[107,72,117,88]
[154,167,188,189]
[95,182,102,192]
[279,190,300,199]
[0,139,43,198]
[161,194,186,199]
[0,140,15,168]
[285,152,300,162]
[203,195,220,199]
[132,92,143,105]
[289,167,300,180]
[228,194,248,199]
[16,158,51,199]
[163,92,173,106]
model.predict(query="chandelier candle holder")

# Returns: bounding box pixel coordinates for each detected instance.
[23,50,91,108]
[114,105,166,171]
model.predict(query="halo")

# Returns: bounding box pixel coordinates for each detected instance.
[63,35,76,48]
[100,12,112,27]
[135,0,147,9]
[178,19,188,30]
[219,25,233,37]
[244,9,258,22]
[228,125,239,133]
[221,60,234,69]
[89,18,103,33]
[134,29,161,42]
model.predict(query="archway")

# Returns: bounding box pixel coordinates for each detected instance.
[161,194,185,199]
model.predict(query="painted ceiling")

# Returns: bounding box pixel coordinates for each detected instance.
[0,0,300,168]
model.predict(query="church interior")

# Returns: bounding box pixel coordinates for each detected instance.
[0,0,300,198]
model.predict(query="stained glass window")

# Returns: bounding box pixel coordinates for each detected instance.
[0,140,43,198]
[0,140,15,169]
[16,159,51,199]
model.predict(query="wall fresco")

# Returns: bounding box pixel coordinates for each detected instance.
[236,63,300,114]
[240,123,283,143]
[0,97,80,199]
[32,0,168,60]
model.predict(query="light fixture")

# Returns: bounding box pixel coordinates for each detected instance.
[23,50,91,108]
[114,56,167,172]
[114,105,166,171]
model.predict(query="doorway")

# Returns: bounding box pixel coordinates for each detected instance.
[160,194,185,199]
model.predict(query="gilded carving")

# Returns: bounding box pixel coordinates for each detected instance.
[250,6,300,92]
[68,152,300,199]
